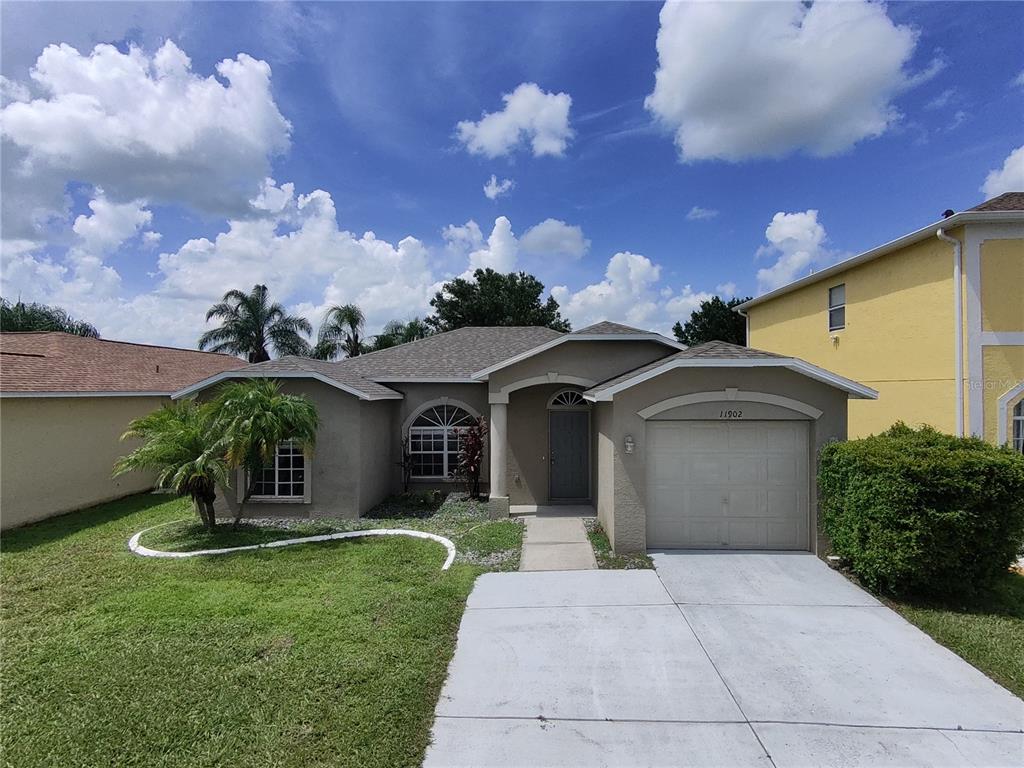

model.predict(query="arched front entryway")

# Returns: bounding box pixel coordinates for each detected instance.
[547,389,592,501]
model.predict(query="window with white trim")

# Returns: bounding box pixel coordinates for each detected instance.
[409,405,475,479]
[252,440,306,499]
[1013,400,1024,454]
[828,284,846,331]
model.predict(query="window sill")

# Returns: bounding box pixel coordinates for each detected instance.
[410,477,458,483]
[249,497,308,504]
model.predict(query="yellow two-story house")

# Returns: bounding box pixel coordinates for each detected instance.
[738,192,1024,451]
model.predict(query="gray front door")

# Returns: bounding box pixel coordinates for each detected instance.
[549,410,590,500]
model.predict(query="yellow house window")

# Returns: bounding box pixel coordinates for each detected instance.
[828,284,846,331]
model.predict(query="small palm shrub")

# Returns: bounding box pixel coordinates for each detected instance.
[819,423,1024,597]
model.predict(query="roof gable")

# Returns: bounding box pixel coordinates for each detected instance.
[585,341,877,401]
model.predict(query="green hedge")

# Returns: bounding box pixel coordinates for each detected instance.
[819,423,1024,597]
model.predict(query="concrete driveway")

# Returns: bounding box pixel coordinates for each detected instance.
[424,552,1023,768]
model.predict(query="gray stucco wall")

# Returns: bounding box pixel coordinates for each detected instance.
[595,402,615,540]
[213,379,366,520]
[604,367,849,554]
[487,340,672,395]
[359,400,396,513]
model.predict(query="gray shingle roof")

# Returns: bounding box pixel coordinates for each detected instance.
[587,341,785,395]
[219,326,566,398]
[572,321,649,335]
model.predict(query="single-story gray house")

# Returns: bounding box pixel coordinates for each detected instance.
[176,321,877,553]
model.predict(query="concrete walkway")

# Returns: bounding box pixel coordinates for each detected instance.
[424,554,1023,767]
[519,515,597,572]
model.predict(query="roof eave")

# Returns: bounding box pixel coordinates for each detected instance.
[736,210,1024,311]
[171,370,402,401]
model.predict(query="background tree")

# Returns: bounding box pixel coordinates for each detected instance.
[212,379,319,528]
[113,400,228,531]
[198,284,312,363]
[0,297,99,337]
[427,269,571,332]
[672,295,751,346]
[367,318,431,352]
[315,304,367,358]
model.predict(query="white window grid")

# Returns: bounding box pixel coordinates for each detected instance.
[251,440,305,499]
[1013,400,1024,454]
[408,405,474,479]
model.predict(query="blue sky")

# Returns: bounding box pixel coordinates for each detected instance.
[1,1,1021,347]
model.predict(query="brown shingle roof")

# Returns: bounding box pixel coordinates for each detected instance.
[0,332,247,394]
[969,192,1024,212]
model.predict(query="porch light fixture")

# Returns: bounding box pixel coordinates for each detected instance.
[623,434,635,454]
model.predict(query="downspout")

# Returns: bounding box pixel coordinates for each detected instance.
[736,308,749,346]
[936,228,964,437]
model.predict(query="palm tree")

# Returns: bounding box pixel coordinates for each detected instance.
[1,297,99,337]
[113,400,228,531]
[212,379,319,528]
[367,317,431,352]
[198,284,312,363]
[316,304,366,359]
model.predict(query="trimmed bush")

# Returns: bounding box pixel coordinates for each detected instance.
[819,423,1024,597]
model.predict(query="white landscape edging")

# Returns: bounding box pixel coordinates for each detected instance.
[128,521,457,570]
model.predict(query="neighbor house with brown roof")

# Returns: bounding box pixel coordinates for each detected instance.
[178,322,875,554]
[0,332,246,529]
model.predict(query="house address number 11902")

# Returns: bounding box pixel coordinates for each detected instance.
[719,409,743,419]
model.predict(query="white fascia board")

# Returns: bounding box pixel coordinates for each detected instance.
[0,390,172,398]
[736,210,1024,312]
[470,334,686,380]
[587,358,878,401]
[171,370,402,401]
[370,377,482,384]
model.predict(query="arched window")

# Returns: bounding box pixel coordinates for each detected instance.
[547,389,590,410]
[1013,400,1024,454]
[408,404,476,479]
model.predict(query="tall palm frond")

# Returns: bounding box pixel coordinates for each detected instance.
[211,379,319,527]
[198,284,311,362]
[317,304,365,358]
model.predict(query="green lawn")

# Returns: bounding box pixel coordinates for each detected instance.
[1,493,521,767]
[888,572,1024,699]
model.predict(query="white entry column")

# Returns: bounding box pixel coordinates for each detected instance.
[489,401,508,499]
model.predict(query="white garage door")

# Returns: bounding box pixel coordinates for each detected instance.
[646,420,810,550]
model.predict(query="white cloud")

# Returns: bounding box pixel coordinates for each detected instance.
[686,206,719,221]
[715,282,737,298]
[457,82,573,158]
[755,210,830,293]
[442,217,519,277]
[1,40,291,247]
[981,146,1024,199]
[71,192,153,254]
[551,252,719,335]
[519,218,590,259]
[924,88,957,110]
[1,183,442,347]
[483,174,515,200]
[645,1,919,161]
[142,231,163,248]
[1013,70,1024,88]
